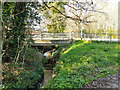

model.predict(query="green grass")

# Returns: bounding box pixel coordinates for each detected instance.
[46,40,119,88]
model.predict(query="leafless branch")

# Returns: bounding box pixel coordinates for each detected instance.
[42,1,105,24]
[13,10,25,16]
[66,2,108,15]
[68,10,80,18]
[42,1,83,21]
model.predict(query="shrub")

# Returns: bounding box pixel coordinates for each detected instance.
[2,48,44,89]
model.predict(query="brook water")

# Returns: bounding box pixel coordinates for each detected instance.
[32,45,59,89]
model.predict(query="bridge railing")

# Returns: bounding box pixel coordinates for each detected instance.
[32,32,73,40]
[32,32,120,41]
[74,33,119,41]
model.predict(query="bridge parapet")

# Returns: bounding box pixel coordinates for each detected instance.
[32,32,72,40]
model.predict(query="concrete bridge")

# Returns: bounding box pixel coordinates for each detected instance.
[32,32,120,46]
[32,32,73,46]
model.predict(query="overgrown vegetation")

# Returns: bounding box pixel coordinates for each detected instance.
[2,2,44,89]
[46,41,119,88]
[2,48,44,89]
[1,1,118,89]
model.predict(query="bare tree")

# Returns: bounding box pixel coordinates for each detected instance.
[39,0,109,35]
[42,0,108,23]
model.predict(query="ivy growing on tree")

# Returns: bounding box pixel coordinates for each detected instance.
[2,2,44,89]
[2,2,41,63]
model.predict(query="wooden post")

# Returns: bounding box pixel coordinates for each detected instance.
[84,34,86,39]
[40,31,42,40]
[71,32,74,39]
[63,33,64,40]
[110,34,112,42]
[70,32,71,39]
[91,33,92,40]
[106,32,108,39]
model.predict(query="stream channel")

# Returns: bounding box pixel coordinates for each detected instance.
[33,45,59,89]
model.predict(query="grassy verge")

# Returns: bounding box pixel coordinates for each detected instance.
[46,40,119,88]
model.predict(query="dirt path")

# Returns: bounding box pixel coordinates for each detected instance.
[84,73,119,88]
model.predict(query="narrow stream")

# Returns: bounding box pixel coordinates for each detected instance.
[43,70,53,87]
[33,45,58,89]
[42,59,56,88]
[35,59,56,89]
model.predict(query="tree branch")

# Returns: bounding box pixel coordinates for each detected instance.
[66,2,108,15]
[42,1,104,24]
[42,1,82,21]
[13,9,25,16]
